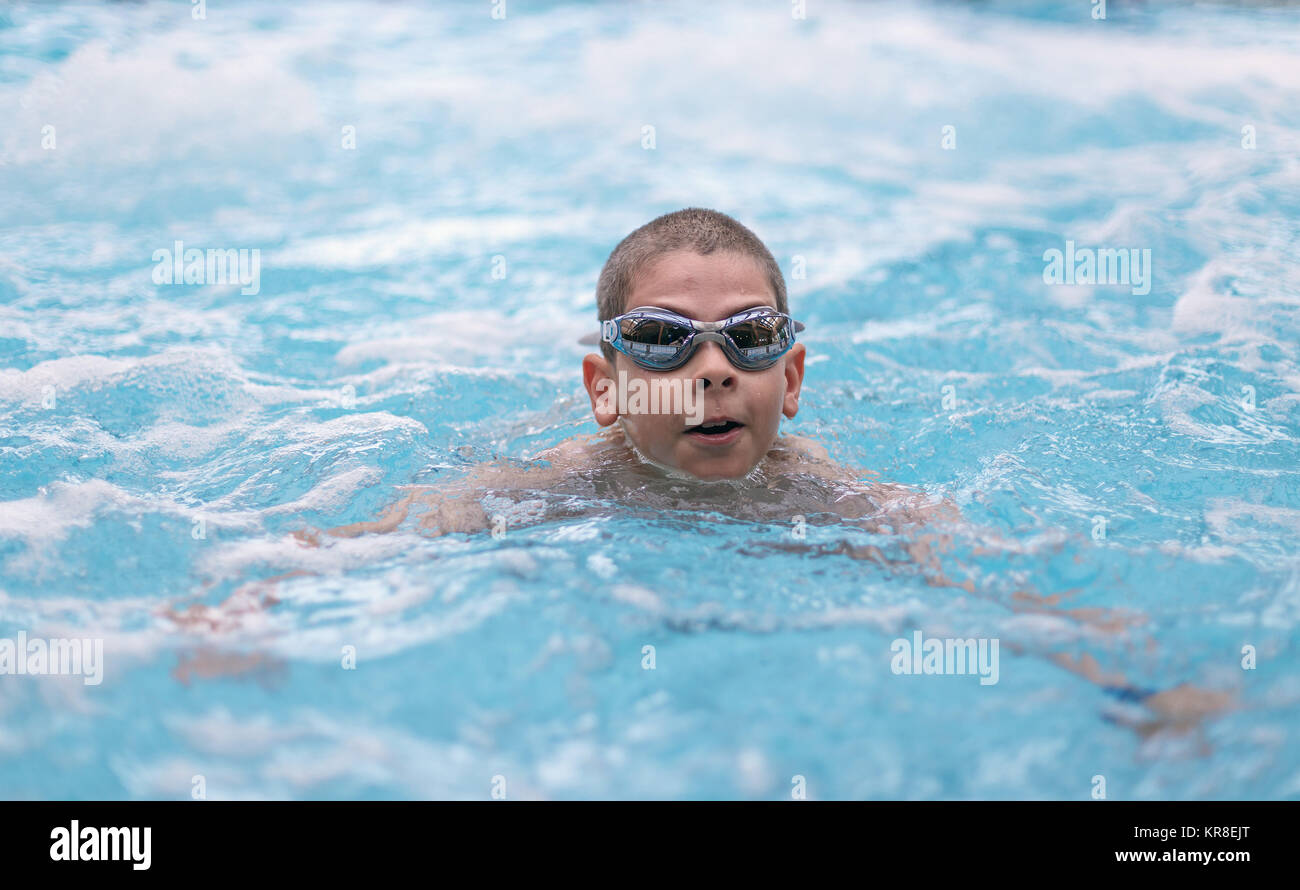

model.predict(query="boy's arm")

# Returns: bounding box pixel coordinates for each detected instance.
[779,442,1218,714]
[833,497,1233,722]
[293,481,498,546]
[291,442,582,546]
[291,488,420,545]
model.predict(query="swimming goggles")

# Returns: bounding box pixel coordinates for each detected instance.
[600,306,805,371]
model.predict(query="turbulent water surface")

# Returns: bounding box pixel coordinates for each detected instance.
[1,1,1298,798]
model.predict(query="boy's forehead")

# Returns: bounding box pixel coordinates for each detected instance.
[626,250,777,319]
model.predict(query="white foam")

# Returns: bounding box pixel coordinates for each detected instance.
[3,33,322,166]
[1206,498,1300,540]
[333,310,587,366]
[273,214,595,271]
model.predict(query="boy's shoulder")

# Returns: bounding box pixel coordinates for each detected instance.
[762,435,958,524]
[762,433,865,483]
[768,433,835,465]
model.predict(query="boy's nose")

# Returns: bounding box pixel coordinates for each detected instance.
[689,340,736,390]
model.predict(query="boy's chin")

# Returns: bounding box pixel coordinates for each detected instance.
[621,424,763,481]
[684,466,752,482]
[671,449,759,482]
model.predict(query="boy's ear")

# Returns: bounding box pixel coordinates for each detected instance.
[582,353,620,426]
[782,343,806,419]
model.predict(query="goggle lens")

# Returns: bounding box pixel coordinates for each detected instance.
[727,316,792,362]
[618,317,694,366]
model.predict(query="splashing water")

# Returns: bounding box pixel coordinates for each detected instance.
[1,0,1298,799]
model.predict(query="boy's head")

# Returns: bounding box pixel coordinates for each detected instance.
[582,208,805,480]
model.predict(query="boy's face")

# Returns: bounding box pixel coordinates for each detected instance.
[582,250,805,480]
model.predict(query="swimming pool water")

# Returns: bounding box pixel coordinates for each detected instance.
[1,0,1298,799]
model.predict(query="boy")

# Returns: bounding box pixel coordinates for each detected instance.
[300,207,950,542]
[281,208,1229,730]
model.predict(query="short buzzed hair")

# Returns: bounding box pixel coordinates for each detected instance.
[595,208,787,362]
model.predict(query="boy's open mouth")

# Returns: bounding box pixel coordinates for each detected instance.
[684,419,745,445]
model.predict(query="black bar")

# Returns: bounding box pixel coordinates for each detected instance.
[0,801,1289,876]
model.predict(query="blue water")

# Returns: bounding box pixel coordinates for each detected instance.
[1,0,1298,799]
